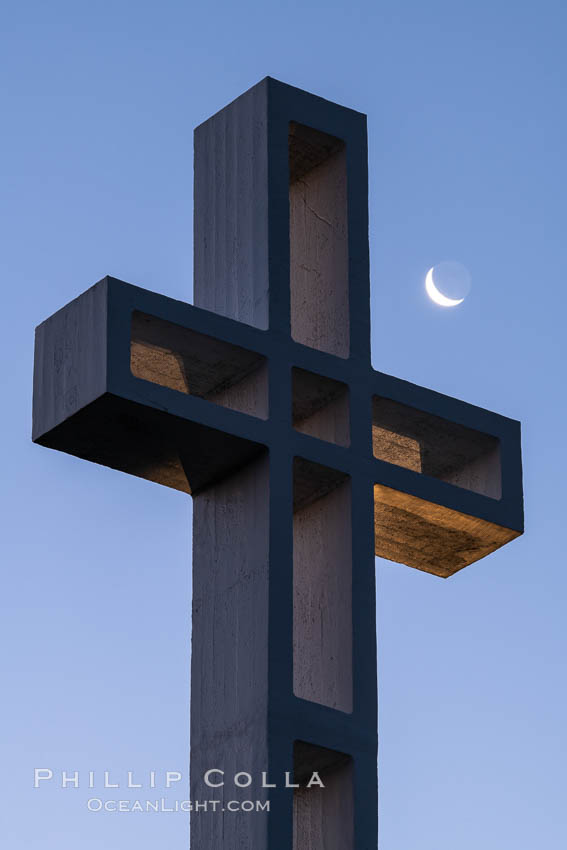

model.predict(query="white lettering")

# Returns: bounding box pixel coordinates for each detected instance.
[62,771,79,788]
[261,772,276,788]
[34,768,53,788]
[234,772,252,788]
[285,771,299,788]
[204,769,224,788]
[307,771,325,788]
[127,772,142,788]
[104,771,119,788]
[166,771,182,788]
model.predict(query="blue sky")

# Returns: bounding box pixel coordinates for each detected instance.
[1,1,565,847]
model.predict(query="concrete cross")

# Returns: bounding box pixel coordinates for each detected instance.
[32,78,523,849]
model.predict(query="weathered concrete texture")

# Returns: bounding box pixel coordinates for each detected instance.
[289,124,349,358]
[374,484,520,578]
[33,281,266,495]
[372,396,501,498]
[131,310,269,418]
[292,457,349,513]
[293,743,354,850]
[194,82,270,329]
[292,367,350,447]
[32,280,108,443]
[293,479,353,713]
[191,454,270,848]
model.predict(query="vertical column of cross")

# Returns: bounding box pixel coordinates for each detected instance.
[192,77,377,849]
[191,79,274,849]
[263,79,377,850]
[342,110,379,850]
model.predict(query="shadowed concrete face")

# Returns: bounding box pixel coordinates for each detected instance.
[32,77,523,850]
[191,454,271,846]
[131,311,269,418]
[293,476,352,713]
[292,367,350,447]
[293,742,353,850]
[289,123,349,358]
[372,396,501,498]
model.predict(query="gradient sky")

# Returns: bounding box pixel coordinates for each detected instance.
[2,1,566,847]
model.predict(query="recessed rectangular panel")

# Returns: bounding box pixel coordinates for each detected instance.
[293,742,353,850]
[293,459,352,713]
[374,483,520,578]
[292,367,349,446]
[289,122,349,358]
[372,396,501,498]
[131,311,268,419]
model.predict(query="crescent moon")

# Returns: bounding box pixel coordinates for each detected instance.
[425,267,464,307]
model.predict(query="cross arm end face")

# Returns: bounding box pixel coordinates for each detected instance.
[371,370,524,578]
[32,277,269,496]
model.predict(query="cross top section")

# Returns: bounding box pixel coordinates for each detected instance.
[194,78,371,362]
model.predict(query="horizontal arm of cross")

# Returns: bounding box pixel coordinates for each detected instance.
[33,275,523,577]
